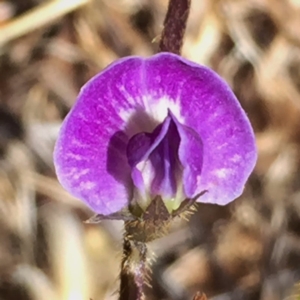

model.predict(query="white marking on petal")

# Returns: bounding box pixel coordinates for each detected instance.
[214,168,232,179]
[119,108,135,122]
[71,139,89,149]
[117,95,185,134]
[118,85,136,105]
[65,153,85,161]
[64,167,77,178]
[79,181,96,190]
[73,168,90,180]
[216,142,228,150]
[231,154,241,163]
[78,112,89,122]
[196,175,201,186]
[142,95,184,123]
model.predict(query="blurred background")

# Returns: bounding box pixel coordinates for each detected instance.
[0,0,300,299]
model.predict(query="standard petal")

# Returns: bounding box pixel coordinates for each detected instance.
[143,53,257,205]
[54,57,149,215]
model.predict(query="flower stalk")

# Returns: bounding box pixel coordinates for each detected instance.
[159,0,191,54]
[120,237,148,300]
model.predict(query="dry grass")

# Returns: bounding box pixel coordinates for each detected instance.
[1,0,300,299]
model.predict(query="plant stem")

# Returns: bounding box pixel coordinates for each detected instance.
[159,0,191,54]
[120,232,148,300]
[120,238,135,300]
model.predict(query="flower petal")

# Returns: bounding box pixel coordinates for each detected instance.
[54,52,257,215]
[169,111,203,198]
[143,53,257,205]
[54,57,147,215]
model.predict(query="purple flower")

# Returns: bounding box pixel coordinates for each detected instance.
[53,53,257,216]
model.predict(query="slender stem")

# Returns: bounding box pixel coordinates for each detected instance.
[119,231,148,300]
[133,242,148,300]
[120,238,136,300]
[159,0,191,54]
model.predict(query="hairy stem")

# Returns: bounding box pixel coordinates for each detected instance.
[120,238,135,300]
[120,233,148,300]
[159,0,191,54]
